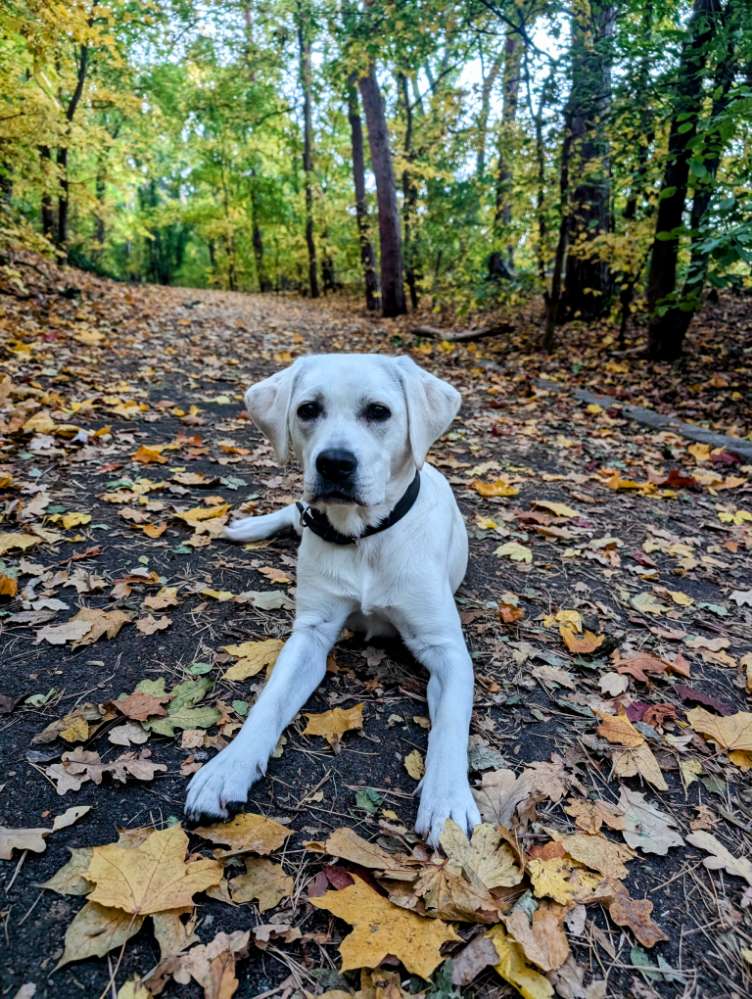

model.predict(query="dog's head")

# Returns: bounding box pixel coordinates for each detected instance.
[244,354,460,511]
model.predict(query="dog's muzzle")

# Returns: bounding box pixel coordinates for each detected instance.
[313,448,359,502]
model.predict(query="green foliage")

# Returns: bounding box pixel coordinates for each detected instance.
[0,0,750,318]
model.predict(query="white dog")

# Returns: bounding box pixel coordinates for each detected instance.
[185,353,480,845]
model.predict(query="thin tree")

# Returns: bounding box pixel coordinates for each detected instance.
[560,0,615,321]
[358,64,406,318]
[346,74,379,311]
[296,3,319,299]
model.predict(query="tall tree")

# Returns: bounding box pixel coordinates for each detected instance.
[346,74,379,311]
[398,71,420,310]
[493,29,521,268]
[646,0,724,360]
[358,64,406,318]
[296,3,319,299]
[56,21,92,250]
[560,0,615,321]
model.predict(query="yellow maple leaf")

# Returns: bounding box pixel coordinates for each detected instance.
[132,445,168,464]
[559,626,605,654]
[495,541,533,563]
[686,707,752,753]
[174,503,230,525]
[527,857,605,906]
[309,873,460,978]
[303,703,364,748]
[222,638,284,681]
[532,500,579,519]
[471,478,520,498]
[229,857,293,911]
[596,711,644,748]
[193,812,290,857]
[562,833,634,879]
[85,827,221,915]
[486,925,554,999]
[0,532,39,556]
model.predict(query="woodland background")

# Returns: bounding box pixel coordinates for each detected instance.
[1,0,751,360]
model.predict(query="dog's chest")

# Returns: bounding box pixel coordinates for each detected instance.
[300,537,397,616]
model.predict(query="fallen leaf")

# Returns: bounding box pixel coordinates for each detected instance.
[309,873,460,978]
[115,688,172,721]
[485,925,554,999]
[0,825,49,860]
[527,858,605,905]
[221,638,284,680]
[503,900,569,972]
[618,788,684,856]
[472,478,519,497]
[193,812,289,857]
[686,831,752,886]
[86,826,221,914]
[596,712,644,748]
[229,858,292,911]
[607,887,668,949]
[57,902,145,968]
[495,541,533,563]
[560,627,605,655]
[686,707,752,752]
[136,613,172,635]
[440,820,523,889]
[564,798,625,835]
[0,532,40,556]
[532,500,579,518]
[612,742,667,790]
[561,833,634,879]
[404,748,425,780]
[303,703,364,748]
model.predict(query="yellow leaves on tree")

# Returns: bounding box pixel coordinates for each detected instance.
[309,874,460,979]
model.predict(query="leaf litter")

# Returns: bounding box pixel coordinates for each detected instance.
[0,264,751,996]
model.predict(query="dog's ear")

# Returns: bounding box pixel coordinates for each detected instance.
[395,356,461,468]
[244,362,299,462]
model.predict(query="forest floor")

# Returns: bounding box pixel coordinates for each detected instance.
[1,254,751,999]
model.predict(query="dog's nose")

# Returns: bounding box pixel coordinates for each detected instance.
[316,448,357,482]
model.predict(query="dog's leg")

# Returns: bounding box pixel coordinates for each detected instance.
[224,503,301,542]
[399,594,480,848]
[185,605,350,823]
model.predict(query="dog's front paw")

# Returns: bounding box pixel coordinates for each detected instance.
[415,769,481,848]
[184,745,264,824]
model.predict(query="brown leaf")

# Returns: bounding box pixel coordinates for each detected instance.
[608,889,668,949]
[596,711,644,748]
[504,900,570,972]
[115,689,172,721]
[564,798,625,835]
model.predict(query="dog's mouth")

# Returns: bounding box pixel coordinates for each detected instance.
[311,488,365,506]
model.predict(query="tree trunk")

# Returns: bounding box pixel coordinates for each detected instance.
[494,30,522,266]
[358,65,406,318]
[346,76,379,311]
[39,145,55,239]
[56,40,90,250]
[647,0,723,360]
[618,0,655,347]
[560,1,615,321]
[248,172,270,292]
[296,5,319,299]
[398,71,419,310]
[476,48,502,179]
[543,107,574,351]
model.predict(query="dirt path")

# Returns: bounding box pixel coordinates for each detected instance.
[1,274,751,999]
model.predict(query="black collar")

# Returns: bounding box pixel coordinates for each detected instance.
[296,471,420,546]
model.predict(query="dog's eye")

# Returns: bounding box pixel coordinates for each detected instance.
[364,403,391,422]
[297,401,322,421]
